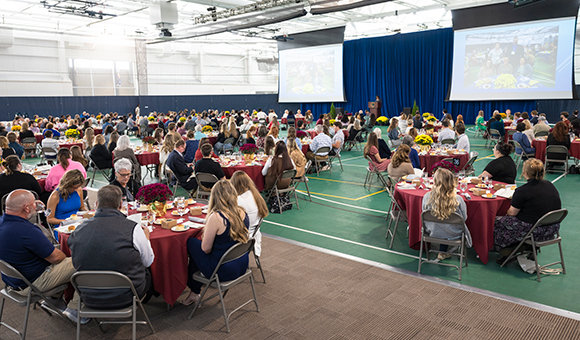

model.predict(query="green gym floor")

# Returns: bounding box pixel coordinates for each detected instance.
[25,126,580,316]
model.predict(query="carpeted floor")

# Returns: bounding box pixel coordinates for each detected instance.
[1,236,579,340]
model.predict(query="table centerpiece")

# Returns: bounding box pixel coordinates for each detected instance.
[240,143,258,164]
[415,134,434,152]
[135,183,173,217]
[64,128,80,141]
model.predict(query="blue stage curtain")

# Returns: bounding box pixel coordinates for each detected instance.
[301,28,536,124]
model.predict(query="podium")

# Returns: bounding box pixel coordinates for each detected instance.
[368,101,381,117]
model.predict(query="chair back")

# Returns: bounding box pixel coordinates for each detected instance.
[214,239,255,274]
[252,218,263,238]
[421,210,465,226]
[533,209,568,229]
[0,260,34,287]
[196,172,219,186]
[224,137,235,145]
[489,129,501,137]
[461,153,478,171]
[42,146,57,156]
[469,151,479,159]
[279,169,297,181]
[440,138,455,145]
[546,145,569,157]
[507,129,516,137]
[22,137,37,147]
[71,271,139,298]
[535,130,549,138]
[314,146,331,156]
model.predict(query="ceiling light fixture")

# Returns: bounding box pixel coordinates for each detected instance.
[40,0,117,19]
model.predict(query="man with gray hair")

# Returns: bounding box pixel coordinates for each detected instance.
[110,158,139,201]
[533,115,550,135]
[68,185,154,310]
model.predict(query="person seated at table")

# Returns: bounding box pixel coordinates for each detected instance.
[18,122,35,141]
[0,156,43,208]
[68,185,154,309]
[213,123,231,154]
[287,138,306,178]
[192,125,205,141]
[110,158,140,202]
[115,116,127,135]
[194,137,219,162]
[401,135,420,169]
[364,132,391,172]
[90,134,113,172]
[264,136,276,157]
[437,119,455,143]
[195,144,225,190]
[512,122,535,158]
[412,114,423,130]
[83,127,94,154]
[522,119,535,142]
[295,109,304,119]
[255,125,268,149]
[305,125,332,163]
[454,123,470,154]
[546,121,571,169]
[345,119,362,149]
[46,148,87,192]
[387,118,401,148]
[114,135,142,183]
[387,144,415,182]
[330,122,345,155]
[268,125,280,142]
[245,125,257,145]
[176,121,187,136]
[397,113,408,132]
[422,168,471,260]
[475,111,486,132]
[184,130,199,164]
[239,119,253,134]
[489,113,505,139]
[373,128,392,160]
[107,130,119,154]
[167,122,182,142]
[284,126,302,150]
[228,121,240,143]
[152,128,164,146]
[47,169,86,225]
[231,171,268,257]
[103,125,114,145]
[159,134,175,172]
[6,132,24,159]
[167,139,198,192]
[479,141,517,184]
[262,141,296,192]
[532,115,550,136]
[0,136,15,159]
[493,159,561,262]
[70,145,88,170]
[42,122,60,138]
[0,189,86,324]
[181,180,249,306]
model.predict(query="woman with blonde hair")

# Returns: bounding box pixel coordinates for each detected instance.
[398,113,408,132]
[373,127,392,159]
[159,134,175,171]
[47,169,86,225]
[286,138,306,177]
[387,118,401,147]
[245,125,257,144]
[476,110,486,132]
[18,121,34,141]
[229,121,239,141]
[231,171,269,256]
[422,168,471,260]
[0,136,15,159]
[214,122,232,154]
[83,127,95,152]
[182,180,250,306]
[522,119,535,142]
[89,134,113,171]
[387,144,414,181]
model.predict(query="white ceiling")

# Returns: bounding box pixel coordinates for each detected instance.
[1,0,508,43]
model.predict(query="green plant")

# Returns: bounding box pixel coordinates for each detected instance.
[329,103,336,119]
[411,100,420,116]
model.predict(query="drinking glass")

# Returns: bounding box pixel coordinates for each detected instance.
[460,182,468,193]
[147,211,156,228]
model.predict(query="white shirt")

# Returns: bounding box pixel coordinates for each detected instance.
[256,111,267,120]
[132,224,155,267]
[455,133,470,154]
[237,190,260,229]
[268,112,278,122]
[438,127,455,142]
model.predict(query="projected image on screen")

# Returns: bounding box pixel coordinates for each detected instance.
[278,44,345,103]
[449,17,576,101]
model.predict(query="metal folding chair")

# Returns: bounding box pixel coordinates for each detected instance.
[500,209,567,282]
[459,151,478,176]
[384,175,407,249]
[363,155,388,190]
[187,240,259,333]
[41,147,57,166]
[250,219,266,283]
[267,169,299,214]
[21,137,37,159]
[312,146,331,176]
[418,210,469,281]
[510,140,536,170]
[328,147,343,173]
[195,172,219,199]
[88,155,112,186]
[294,160,312,201]
[440,138,455,145]
[544,145,569,176]
[71,271,155,340]
[486,129,501,149]
[535,130,549,138]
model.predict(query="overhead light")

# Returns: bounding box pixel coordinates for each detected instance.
[207,6,216,12]
[41,0,117,19]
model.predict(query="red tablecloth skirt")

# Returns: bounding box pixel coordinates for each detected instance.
[59,204,205,306]
[221,162,265,191]
[136,151,160,165]
[504,121,512,127]
[301,144,310,155]
[37,178,46,192]
[208,136,217,145]
[93,128,103,135]
[533,139,580,161]
[35,134,43,143]
[149,123,158,129]
[393,181,511,264]
[59,142,83,151]
[281,117,305,126]
[504,127,515,143]
[419,153,469,175]
[425,125,442,132]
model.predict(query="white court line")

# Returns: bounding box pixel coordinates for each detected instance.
[551,173,566,184]
[340,155,364,163]
[342,164,367,168]
[263,220,418,259]
[297,191,388,214]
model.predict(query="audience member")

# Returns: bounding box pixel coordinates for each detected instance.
[401,135,420,169]
[546,121,571,169]
[306,125,332,162]
[286,138,306,178]
[46,169,86,225]
[532,116,550,135]
[262,141,296,191]
[479,142,516,184]
[455,123,470,154]
[512,122,535,157]
[0,156,43,206]
[167,139,198,192]
[46,148,87,192]
[114,135,142,183]
[373,128,392,160]
[89,134,113,171]
[194,144,225,190]
[438,119,455,142]
[364,132,390,172]
[387,144,415,182]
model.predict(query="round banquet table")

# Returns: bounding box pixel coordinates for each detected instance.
[149,123,158,129]
[393,180,511,264]
[58,142,83,151]
[135,151,160,165]
[58,203,206,306]
[35,134,44,143]
[503,127,515,143]
[93,128,103,135]
[533,138,580,162]
[504,121,512,127]
[221,161,265,191]
[419,152,469,176]
[281,117,305,126]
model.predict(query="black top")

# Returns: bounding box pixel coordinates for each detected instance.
[216,132,226,144]
[483,156,517,184]
[166,150,196,191]
[378,138,392,159]
[108,142,116,154]
[2,148,15,159]
[18,130,35,141]
[511,179,561,224]
[246,137,256,145]
[90,144,113,170]
[413,118,423,130]
[546,133,571,161]
[0,171,43,212]
[195,158,225,188]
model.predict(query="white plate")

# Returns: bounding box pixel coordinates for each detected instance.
[171,225,190,232]
[202,209,208,214]
[187,199,196,205]
[482,194,497,199]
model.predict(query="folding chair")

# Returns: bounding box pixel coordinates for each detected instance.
[250,218,266,283]
[535,130,549,138]
[500,209,567,282]
[312,146,331,176]
[286,117,295,130]
[222,137,235,154]
[459,151,478,176]
[294,160,312,201]
[0,260,70,340]
[328,147,343,173]
[544,145,569,176]
[418,210,469,280]
[164,167,179,199]
[88,155,112,186]
[507,129,517,140]
[267,169,298,214]
[41,147,57,166]
[71,271,155,340]
[258,118,266,126]
[21,137,37,158]
[486,129,501,149]
[187,240,259,333]
[384,175,407,249]
[440,138,455,145]
[363,155,388,190]
[510,140,536,170]
[344,130,363,151]
[195,172,219,199]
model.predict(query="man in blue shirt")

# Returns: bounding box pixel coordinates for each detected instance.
[0,189,87,324]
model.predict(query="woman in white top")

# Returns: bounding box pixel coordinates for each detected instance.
[159,135,175,182]
[523,119,535,142]
[398,113,408,132]
[230,171,269,256]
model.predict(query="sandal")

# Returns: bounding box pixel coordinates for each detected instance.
[180,293,200,306]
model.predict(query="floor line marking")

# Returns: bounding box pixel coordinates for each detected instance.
[296,191,389,214]
[551,173,566,184]
[307,177,380,187]
[355,190,387,200]
[262,220,418,259]
[342,164,368,168]
[340,155,364,163]
[297,190,358,201]
[474,155,494,162]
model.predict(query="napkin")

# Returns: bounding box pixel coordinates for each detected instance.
[496,188,515,199]
[184,221,204,229]
[127,214,142,225]
[189,216,206,223]
[61,219,81,226]
[397,183,416,190]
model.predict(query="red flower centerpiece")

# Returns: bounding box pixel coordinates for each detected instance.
[296,130,308,140]
[430,160,459,174]
[136,183,173,216]
[142,136,155,151]
[240,143,258,164]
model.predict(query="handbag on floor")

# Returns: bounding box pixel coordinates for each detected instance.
[268,193,292,214]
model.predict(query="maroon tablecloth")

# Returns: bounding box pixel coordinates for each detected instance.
[59,203,205,306]
[59,142,83,151]
[425,125,442,132]
[136,151,160,165]
[504,127,515,143]
[221,162,265,191]
[93,128,102,135]
[281,117,305,126]
[301,144,310,155]
[37,178,46,192]
[208,136,217,145]
[35,134,43,143]
[533,139,580,161]
[393,180,511,264]
[504,121,512,127]
[419,152,469,175]
[149,123,158,129]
